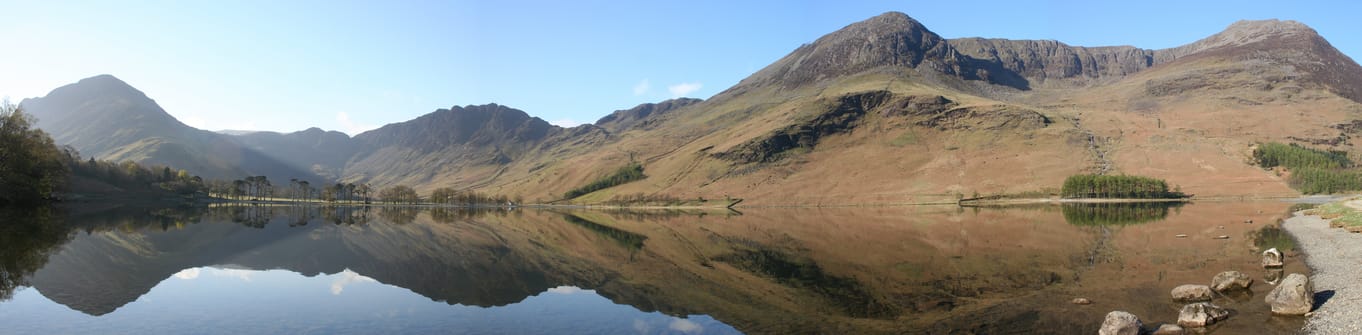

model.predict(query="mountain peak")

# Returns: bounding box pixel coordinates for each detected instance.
[1222,19,1313,36]
[732,11,965,90]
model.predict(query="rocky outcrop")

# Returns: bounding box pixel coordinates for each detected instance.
[1171,284,1213,302]
[1177,302,1230,328]
[1263,248,1284,268]
[1098,311,1142,335]
[915,105,1051,131]
[1210,271,1253,292]
[1265,273,1314,315]
[948,38,1155,87]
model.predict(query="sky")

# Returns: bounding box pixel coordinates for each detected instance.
[2,0,1359,135]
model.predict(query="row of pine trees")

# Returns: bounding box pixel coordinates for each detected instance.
[1253,142,1362,194]
[1060,174,1185,199]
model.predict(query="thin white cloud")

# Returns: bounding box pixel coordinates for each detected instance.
[550,119,581,127]
[337,111,377,135]
[546,286,586,295]
[173,268,201,280]
[209,268,256,282]
[632,79,651,96]
[667,82,702,98]
[669,318,703,333]
[331,269,377,295]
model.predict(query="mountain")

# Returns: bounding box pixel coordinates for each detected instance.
[20,75,320,182]
[26,12,1362,204]
[231,127,355,180]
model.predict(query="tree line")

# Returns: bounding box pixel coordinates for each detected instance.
[1253,142,1351,170]
[2,103,210,205]
[429,187,521,206]
[1254,142,1362,194]
[1060,174,1187,199]
[564,163,646,199]
[0,104,66,205]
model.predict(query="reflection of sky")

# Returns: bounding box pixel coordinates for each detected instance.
[0,267,740,334]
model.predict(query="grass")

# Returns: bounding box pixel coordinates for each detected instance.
[889,130,919,147]
[1310,201,1362,229]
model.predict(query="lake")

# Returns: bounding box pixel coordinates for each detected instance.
[0,202,1309,334]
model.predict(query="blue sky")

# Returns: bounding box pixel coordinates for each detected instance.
[2,0,1359,135]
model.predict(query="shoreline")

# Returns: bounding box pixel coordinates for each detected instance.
[1282,211,1362,334]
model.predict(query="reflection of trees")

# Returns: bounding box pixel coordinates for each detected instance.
[428,207,504,224]
[377,207,419,225]
[283,206,317,227]
[713,246,895,319]
[1251,224,1296,252]
[1061,202,1183,226]
[228,206,274,228]
[562,215,646,251]
[322,206,371,226]
[0,207,72,301]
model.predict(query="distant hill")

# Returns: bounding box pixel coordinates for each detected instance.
[24,13,1362,204]
[20,75,320,183]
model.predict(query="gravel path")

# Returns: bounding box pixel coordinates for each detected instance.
[1284,211,1362,334]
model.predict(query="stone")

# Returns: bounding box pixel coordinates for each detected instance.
[1099,311,1142,335]
[1171,284,1213,302]
[1175,234,1188,238]
[1178,302,1231,327]
[1210,270,1253,292]
[1265,273,1314,315]
[1263,248,1284,268]
[1071,298,1092,305]
[1213,235,1230,239]
[1152,324,1185,335]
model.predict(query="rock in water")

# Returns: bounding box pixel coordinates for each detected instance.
[1071,298,1092,305]
[1152,323,1186,335]
[1265,273,1314,315]
[1177,302,1231,327]
[1171,284,1213,302]
[1262,248,1284,268]
[1210,271,1253,292]
[1099,311,1142,335]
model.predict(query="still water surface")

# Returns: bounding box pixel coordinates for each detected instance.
[0,202,1308,334]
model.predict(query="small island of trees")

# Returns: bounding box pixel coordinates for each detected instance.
[1060,174,1188,199]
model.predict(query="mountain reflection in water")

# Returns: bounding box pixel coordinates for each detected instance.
[0,202,1308,334]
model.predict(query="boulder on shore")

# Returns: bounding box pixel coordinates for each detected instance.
[1265,273,1314,315]
[1171,284,1213,302]
[1099,311,1142,335]
[1262,248,1284,268]
[1177,302,1230,327]
[1210,270,1253,292]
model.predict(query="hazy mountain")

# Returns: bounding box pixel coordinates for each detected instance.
[231,127,356,180]
[24,12,1362,204]
[19,75,320,182]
